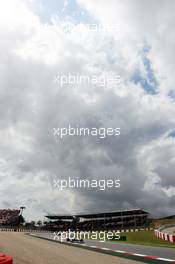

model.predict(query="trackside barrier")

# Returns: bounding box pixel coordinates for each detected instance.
[0,227,153,233]
[0,253,13,264]
[0,229,51,232]
[154,229,175,243]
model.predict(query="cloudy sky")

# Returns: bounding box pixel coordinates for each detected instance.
[0,0,175,221]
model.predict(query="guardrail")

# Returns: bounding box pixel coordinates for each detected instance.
[0,227,153,233]
[0,228,51,232]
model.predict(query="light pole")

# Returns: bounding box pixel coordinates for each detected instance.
[20,206,26,216]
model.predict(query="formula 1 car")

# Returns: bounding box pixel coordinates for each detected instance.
[66,238,84,243]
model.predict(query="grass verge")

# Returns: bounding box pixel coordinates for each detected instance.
[111,231,175,248]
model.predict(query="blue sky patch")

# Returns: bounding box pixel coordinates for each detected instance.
[168,130,175,138]
[32,0,93,24]
[131,44,158,95]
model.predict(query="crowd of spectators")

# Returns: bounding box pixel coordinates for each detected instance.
[0,209,20,225]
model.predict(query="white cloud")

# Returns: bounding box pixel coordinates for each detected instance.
[0,0,174,219]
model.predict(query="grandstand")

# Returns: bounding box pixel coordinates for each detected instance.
[0,209,20,225]
[160,215,175,220]
[45,209,149,231]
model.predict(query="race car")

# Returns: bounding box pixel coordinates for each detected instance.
[66,238,84,243]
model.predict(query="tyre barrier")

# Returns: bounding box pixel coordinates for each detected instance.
[154,229,175,243]
[0,253,13,264]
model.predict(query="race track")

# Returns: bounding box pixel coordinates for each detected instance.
[162,227,175,235]
[0,232,141,264]
[31,232,175,262]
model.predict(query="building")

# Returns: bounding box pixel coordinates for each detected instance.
[45,209,149,231]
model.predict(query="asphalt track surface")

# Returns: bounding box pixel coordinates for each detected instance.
[0,232,141,264]
[31,232,175,261]
[85,239,175,259]
[162,227,175,235]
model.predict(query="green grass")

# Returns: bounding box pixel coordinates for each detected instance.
[85,230,175,248]
[112,231,175,248]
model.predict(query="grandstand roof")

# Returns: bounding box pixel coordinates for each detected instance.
[160,215,175,220]
[46,209,149,220]
[76,209,148,218]
[45,215,74,220]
